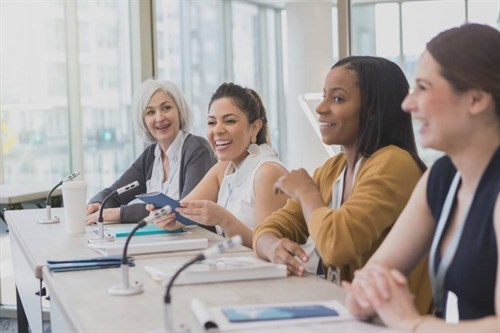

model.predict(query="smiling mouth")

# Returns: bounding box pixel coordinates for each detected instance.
[215,140,231,147]
[319,122,336,127]
[155,123,170,130]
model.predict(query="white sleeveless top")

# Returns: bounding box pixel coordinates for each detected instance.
[216,144,285,235]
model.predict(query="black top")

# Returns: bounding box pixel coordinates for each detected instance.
[427,147,499,320]
[89,134,216,223]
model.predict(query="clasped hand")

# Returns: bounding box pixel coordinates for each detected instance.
[342,263,421,329]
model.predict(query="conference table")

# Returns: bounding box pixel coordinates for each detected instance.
[6,207,402,333]
[0,184,62,209]
[0,184,62,319]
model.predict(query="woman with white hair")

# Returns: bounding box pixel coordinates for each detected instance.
[86,79,216,224]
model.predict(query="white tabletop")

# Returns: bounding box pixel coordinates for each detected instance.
[7,207,403,333]
[0,184,62,205]
[5,208,247,279]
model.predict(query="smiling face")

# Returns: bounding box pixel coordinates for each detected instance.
[401,51,471,152]
[207,97,261,166]
[316,66,361,149]
[144,90,181,151]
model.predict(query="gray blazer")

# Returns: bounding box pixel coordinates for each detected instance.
[89,134,216,223]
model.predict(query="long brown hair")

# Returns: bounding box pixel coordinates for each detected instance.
[427,23,500,118]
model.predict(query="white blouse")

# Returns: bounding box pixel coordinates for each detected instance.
[146,131,188,200]
[216,144,285,235]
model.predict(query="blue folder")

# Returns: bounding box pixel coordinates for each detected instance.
[135,192,197,226]
[47,256,134,272]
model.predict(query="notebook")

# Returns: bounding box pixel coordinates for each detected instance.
[88,236,208,256]
[107,224,185,238]
[145,256,287,285]
[204,300,353,331]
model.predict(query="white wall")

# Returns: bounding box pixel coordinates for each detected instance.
[284,2,333,173]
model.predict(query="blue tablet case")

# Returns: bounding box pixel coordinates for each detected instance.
[135,192,197,226]
[223,305,338,322]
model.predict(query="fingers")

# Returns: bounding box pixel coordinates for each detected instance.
[85,212,98,225]
[86,203,100,216]
[273,176,285,194]
[145,204,156,212]
[390,269,407,285]
[154,212,178,230]
[271,239,308,276]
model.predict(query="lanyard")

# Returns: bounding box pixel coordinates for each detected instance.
[428,172,473,316]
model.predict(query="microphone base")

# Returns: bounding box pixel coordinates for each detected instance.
[38,216,60,224]
[108,281,143,296]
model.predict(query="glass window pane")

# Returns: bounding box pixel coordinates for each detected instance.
[402,1,465,57]
[468,0,499,26]
[1,2,71,185]
[232,2,258,87]
[156,0,225,137]
[77,1,134,196]
[375,3,399,58]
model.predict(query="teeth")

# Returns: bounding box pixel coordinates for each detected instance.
[216,140,231,146]
[319,122,334,126]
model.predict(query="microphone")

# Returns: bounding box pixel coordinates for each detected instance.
[108,205,172,296]
[38,171,80,224]
[95,181,139,241]
[163,235,242,332]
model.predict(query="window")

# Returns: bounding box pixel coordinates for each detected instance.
[1,2,71,185]
[154,0,285,156]
[77,1,134,196]
[0,1,135,197]
[350,0,499,165]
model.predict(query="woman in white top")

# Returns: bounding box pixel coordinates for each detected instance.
[151,82,288,248]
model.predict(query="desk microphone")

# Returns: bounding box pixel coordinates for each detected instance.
[95,181,139,241]
[108,205,172,296]
[163,235,242,332]
[38,171,80,224]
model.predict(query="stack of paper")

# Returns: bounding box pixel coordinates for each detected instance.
[145,256,287,285]
[88,236,208,256]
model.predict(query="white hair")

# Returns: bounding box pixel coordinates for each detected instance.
[132,79,194,143]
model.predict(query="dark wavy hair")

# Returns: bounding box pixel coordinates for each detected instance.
[208,82,269,144]
[427,23,500,118]
[332,56,426,171]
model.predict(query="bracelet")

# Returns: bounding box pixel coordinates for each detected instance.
[411,315,427,333]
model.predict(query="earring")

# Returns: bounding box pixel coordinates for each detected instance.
[247,138,259,156]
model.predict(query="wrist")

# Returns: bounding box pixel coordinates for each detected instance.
[410,315,427,333]
[297,187,320,204]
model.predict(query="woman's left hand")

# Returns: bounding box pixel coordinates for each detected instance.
[85,207,120,224]
[358,266,421,330]
[273,168,319,202]
[176,200,229,227]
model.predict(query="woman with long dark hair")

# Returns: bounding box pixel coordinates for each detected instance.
[253,56,431,314]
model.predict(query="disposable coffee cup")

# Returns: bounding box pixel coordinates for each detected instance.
[62,180,87,234]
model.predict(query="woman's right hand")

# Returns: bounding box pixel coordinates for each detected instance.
[145,204,179,230]
[267,238,308,276]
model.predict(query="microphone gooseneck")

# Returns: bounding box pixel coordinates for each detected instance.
[38,171,80,224]
[107,205,172,296]
[96,180,139,240]
[163,235,242,332]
